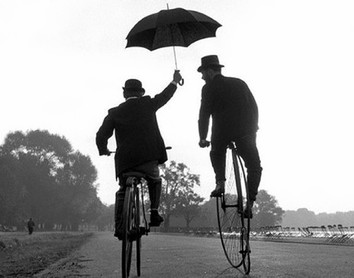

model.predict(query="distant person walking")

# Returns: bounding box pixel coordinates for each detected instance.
[197,55,262,217]
[27,218,35,235]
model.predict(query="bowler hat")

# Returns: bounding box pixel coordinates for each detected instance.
[123,79,145,93]
[197,55,224,72]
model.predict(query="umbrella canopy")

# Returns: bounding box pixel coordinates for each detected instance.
[126,8,222,51]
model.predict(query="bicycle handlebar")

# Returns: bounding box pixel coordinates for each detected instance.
[107,146,172,155]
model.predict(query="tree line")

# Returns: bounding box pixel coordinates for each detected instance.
[167,188,285,230]
[282,208,354,228]
[0,130,104,230]
[0,129,285,232]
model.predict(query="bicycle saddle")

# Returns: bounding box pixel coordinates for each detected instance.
[122,171,146,178]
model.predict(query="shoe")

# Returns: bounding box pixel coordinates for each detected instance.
[210,181,225,197]
[114,228,123,240]
[150,211,164,227]
[243,208,253,219]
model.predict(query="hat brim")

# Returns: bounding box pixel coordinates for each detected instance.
[122,87,145,93]
[197,64,224,72]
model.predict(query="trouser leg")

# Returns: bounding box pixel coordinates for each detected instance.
[236,134,262,202]
[147,178,162,210]
[147,178,164,226]
[210,142,228,182]
[209,141,228,197]
[114,186,125,234]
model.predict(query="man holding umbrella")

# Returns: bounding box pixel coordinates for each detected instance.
[96,70,182,239]
[197,55,262,217]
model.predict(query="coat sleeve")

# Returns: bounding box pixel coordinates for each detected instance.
[151,83,177,111]
[96,112,115,155]
[198,85,212,140]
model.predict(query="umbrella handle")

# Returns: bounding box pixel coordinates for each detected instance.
[174,69,184,86]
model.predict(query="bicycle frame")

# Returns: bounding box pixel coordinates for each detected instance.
[126,175,149,235]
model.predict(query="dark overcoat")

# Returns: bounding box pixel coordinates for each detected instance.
[198,74,259,143]
[96,83,177,178]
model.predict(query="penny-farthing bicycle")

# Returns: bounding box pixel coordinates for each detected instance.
[216,141,251,274]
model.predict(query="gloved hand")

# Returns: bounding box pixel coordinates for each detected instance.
[99,149,111,156]
[173,70,183,85]
[199,139,210,148]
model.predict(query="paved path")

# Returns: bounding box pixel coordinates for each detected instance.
[38,232,354,277]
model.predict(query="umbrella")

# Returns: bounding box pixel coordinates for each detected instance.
[126,7,221,72]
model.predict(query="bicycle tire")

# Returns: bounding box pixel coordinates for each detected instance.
[236,154,251,274]
[216,146,244,268]
[122,187,134,278]
[135,187,141,277]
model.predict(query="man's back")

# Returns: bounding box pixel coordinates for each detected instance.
[109,96,167,175]
[200,75,259,141]
[96,82,178,177]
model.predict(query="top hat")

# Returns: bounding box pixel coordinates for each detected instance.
[123,79,145,93]
[197,55,224,72]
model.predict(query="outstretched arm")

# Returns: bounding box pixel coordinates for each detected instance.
[152,70,183,110]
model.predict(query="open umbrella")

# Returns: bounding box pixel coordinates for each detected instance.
[126,7,221,73]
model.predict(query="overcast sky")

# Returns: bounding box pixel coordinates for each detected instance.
[1,0,353,214]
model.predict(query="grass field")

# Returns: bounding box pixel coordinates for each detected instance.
[0,231,93,277]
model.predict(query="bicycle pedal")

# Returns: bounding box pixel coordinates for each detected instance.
[139,227,149,235]
[149,222,163,227]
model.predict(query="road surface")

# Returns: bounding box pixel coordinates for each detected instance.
[36,232,354,277]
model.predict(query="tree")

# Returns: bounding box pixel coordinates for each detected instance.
[282,208,317,227]
[175,191,204,228]
[159,161,203,230]
[0,130,101,230]
[0,130,64,227]
[0,153,24,226]
[196,198,218,228]
[252,190,284,228]
[95,204,114,231]
[55,151,99,230]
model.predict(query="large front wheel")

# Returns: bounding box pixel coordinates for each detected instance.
[135,188,141,277]
[235,153,251,274]
[122,187,134,278]
[216,195,243,268]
